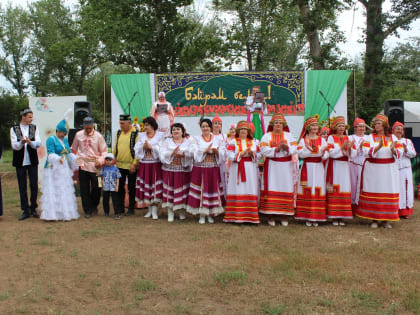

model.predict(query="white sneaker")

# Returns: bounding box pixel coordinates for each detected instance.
[167,209,174,222]
[313,222,319,227]
[332,221,339,226]
[383,222,392,229]
[306,221,312,227]
[339,221,346,226]
[268,220,276,227]
[144,206,152,218]
[179,211,186,220]
[281,220,288,227]
[207,215,214,224]
[370,222,378,228]
[152,205,158,220]
[199,214,205,224]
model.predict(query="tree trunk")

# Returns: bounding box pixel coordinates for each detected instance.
[296,0,325,70]
[362,0,385,118]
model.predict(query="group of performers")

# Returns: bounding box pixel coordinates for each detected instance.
[7,93,417,228]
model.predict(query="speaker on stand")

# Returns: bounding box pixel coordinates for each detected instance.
[69,101,92,147]
[384,99,404,129]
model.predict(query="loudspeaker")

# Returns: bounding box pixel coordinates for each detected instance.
[68,128,81,147]
[74,101,92,129]
[384,99,404,127]
[405,127,412,140]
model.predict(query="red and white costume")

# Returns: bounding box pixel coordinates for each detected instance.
[349,133,368,207]
[159,137,194,212]
[260,131,297,216]
[186,134,226,216]
[224,129,260,224]
[295,116,329,222]
[134,131,165,205]
[356,130,403,222]
[395,137,417,217]
[326,134,352,219]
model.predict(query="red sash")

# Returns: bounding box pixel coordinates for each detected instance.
[263,156,292,194]
[326,156,349,185]
[300,157,322,186]
[360,158,395,190]
[238,157,252,183]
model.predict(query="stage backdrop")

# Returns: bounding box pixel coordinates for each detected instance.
[155,71,304,117]
[29,96,87,184]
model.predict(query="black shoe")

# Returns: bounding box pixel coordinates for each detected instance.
[84,213,91,219]
[124,210,134,216]
[114,214,121,220]
[92,208,98,216]
[104,213,110,217]
[31,211,39,218]
[18,213,30,221]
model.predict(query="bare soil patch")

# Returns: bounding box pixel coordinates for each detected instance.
[0,173,419,314]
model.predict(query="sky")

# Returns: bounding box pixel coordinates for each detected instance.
[0,0,419,91]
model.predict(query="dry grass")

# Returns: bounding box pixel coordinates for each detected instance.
[0,171,419,314]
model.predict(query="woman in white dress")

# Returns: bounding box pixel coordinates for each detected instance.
[150,92,175,135]
[356,114,403,228]
[259,114,297,227]
[224,121,260,224]
[392,121,417,219]
[40,114,79,221]
[295,116,329,227]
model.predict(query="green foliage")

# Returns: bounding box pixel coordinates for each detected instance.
[0,91,28,149]
[213,269,248,287]
[0,5,31,96]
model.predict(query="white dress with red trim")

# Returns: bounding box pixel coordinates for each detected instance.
[395,137,416,217]
[223,138,260,223]
[259,131,297,216]
[186,135,226,216]
[295,136,329,222]
[349,134,368,207]
[134,132,165,205]
[356,134,403,221]
[159,137,194,211]
[325,135,352,219]
[213,133,228,197]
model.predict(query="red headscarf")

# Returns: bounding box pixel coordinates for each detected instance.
[267,113,290,132]
[353,117,365,127]
[298,116,319,141]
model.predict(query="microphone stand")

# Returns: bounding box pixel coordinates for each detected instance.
[319,90,336,127]
[127,91,138,116]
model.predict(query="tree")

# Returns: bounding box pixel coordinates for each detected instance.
[0,5,31,96]
[80,0,223,73]
[29,0,102,96]
[293,0,351,70]
[358,0,420,120]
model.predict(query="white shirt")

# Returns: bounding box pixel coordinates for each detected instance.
[10,123,41,166]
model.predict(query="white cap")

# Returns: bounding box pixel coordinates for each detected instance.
[105,152,114,160]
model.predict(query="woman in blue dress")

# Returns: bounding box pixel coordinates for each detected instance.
[40,112,79,221]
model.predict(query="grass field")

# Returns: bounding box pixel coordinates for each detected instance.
[0,156,419,314]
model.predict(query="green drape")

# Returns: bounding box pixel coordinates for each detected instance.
[305,70,351,121]
[109,74,152,119]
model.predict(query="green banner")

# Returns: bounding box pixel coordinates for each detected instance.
[155,71,305,117]
[109,74,152,119]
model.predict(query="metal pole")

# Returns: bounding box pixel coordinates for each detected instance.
[103,73,106,136]
[353,68,357,119]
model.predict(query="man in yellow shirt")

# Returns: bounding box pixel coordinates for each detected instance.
[113,114,139,216]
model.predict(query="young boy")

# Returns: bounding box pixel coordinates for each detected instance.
[100,153,122,219]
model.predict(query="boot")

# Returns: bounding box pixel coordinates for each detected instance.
[207,215,214,224]
[199,214,206,224]
[168,209,174,222]
[179,211,186,220]
[152,205,158,220]
[144,205,152,218]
